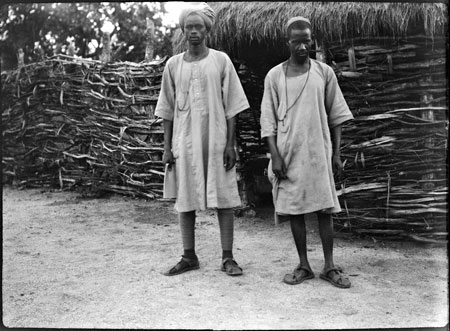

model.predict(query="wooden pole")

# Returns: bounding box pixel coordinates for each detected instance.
[100,32,111,63]
[67,41,75,57]
[16,48,24,83]
[315,40,326,63]
[421,93,435,191]
[387,54,393,74]
[17,48,24,68]
[145,18,155,62]
[348,47,356,71]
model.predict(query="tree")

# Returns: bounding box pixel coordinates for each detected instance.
[0,2,175,70]
[108,2,173,62]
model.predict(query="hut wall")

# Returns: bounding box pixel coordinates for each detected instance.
[2,55,167,199]
[329,35,447,242]
[1,55,254,205]
[1,33,448,242]
[235,34,447,242]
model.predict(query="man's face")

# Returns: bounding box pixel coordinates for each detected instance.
[287,28,313,64]
[183,14,208,46]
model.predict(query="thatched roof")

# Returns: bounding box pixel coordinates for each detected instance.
[173,2,448,55]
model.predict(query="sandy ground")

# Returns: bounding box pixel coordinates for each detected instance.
[2,186,448,329]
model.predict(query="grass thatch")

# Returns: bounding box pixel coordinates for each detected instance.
[173,2,448,54]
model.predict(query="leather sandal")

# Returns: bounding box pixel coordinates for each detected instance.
[320,267,351,288]
[283,265,315,285]
[221,258,243,276]
[163,256,199,276]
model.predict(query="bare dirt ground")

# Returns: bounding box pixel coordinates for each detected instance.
[2,185,448,329]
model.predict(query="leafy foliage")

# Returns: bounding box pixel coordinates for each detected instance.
[0,2,175,70]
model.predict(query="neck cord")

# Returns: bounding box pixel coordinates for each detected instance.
[177,49,209,111]
[282,59,310,122]
[176,53,192,111]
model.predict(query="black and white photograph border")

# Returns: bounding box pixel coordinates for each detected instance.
[2,1,448,329]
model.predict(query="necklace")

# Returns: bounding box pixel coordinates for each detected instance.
[176,56,192,111]
[281,59,310,123]
[176,49,209,111]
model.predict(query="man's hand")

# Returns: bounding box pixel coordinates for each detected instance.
[163,149,175,170]
[332,151,343,177]
[223,145,236,171]
[271,154,288,179]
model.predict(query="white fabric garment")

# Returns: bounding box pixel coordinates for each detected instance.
[155,49,249,212]
[260,59,354,215]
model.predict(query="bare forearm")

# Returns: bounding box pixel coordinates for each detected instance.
[223,117,237,171]
[226,117,236,147]
[266,135,280,157]
[163,119,173,152]
[331,124,342,155]
[267,135,287,179]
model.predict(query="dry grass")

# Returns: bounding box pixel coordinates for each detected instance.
[173,2,447,54]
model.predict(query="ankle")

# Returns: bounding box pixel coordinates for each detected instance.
[299,262,311,270]
[222,250,233,260]
[323,262,335,270]
[183,249,197,260]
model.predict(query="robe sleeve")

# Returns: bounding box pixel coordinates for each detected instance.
[221,54,250,120]
[260,71,279,138]
[324,66,354,128]
[155,59,176,121]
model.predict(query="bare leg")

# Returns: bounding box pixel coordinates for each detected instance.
[163,210,199,276]
[317,212,351,287]
[217,208,234,258]
[218,208,242,276]
[317,212,334,270]
[283,214,314,284]
[290,214,311,270]
[179,211,196,258]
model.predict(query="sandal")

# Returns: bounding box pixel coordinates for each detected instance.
[283,265,315,285]
[320,267,351,288]
[163,256,200,276]
[221,258,243,276]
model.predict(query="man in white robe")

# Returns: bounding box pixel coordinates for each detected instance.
[155,3,249,276]
[260,17,353,287]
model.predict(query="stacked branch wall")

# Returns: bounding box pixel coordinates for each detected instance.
[236,35,447,242]
[2,56,167,199]
[2,34,448,242]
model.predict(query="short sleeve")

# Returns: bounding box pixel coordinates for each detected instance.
[221,54,250,119]
[324,66,354,128]
[260,71,279,138]
[155,59,176,121]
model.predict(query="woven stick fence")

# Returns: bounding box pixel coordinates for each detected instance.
[2,55,166,199]
[234,35,448,243]
[330,35,447,243]
[2,34,448,243]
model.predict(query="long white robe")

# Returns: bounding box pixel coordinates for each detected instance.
[260,59,353,215]
[155,49,249,212]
